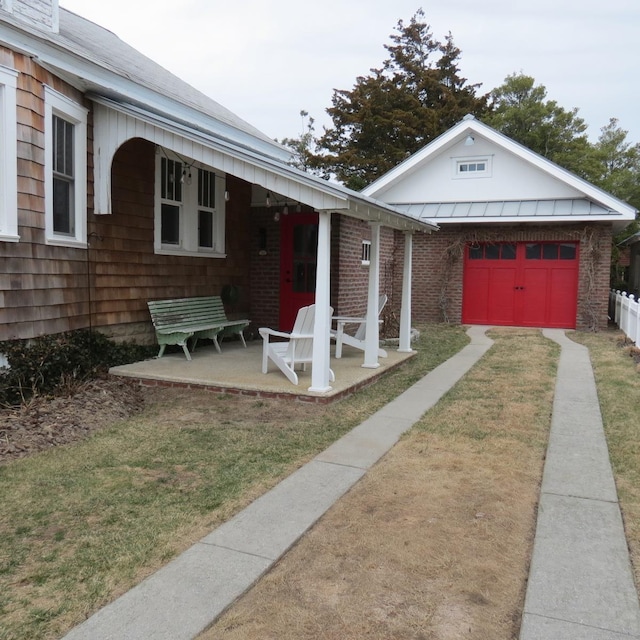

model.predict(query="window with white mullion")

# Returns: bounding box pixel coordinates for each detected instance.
[154,151,226,257]
[44,86,87,246]
[52,115,75,235]
[198,167,215,249]
[453,155,492,179]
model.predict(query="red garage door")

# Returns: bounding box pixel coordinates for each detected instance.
[462,242,579,328]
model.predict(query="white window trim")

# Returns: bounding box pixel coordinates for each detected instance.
[44,85,88,247]
[361,239,371,265]
[0,64,19,242]
[453,155,492,179]
[154,150,226,258]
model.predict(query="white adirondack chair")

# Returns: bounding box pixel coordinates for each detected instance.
[331,294,388,359]
[259,304,335,385]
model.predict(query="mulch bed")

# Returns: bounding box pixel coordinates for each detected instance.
[0,377,145,464]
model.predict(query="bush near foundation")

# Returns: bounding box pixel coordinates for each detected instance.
[0,330,155,406]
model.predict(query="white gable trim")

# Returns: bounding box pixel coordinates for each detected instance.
[363,116,637,220]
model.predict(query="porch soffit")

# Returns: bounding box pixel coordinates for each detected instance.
[92,98,436,234]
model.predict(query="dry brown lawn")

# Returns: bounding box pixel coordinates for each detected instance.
[200,328,557,640]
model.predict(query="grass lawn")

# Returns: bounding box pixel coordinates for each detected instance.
[0,324,469,640]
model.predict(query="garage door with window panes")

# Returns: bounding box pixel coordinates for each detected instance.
[462,242,579,328]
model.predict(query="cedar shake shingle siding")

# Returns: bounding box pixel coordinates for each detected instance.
[1,50,91,341]
[0,53,255,344]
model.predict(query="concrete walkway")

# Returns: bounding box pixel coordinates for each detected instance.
[62,326,493,640]
[61,327,640,640]
[520,329,640,639]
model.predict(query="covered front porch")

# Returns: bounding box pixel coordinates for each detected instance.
[110,339,415,404]
[90,97,437,394]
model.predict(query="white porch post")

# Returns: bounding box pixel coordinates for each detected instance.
[363,222,382,369]
[398,231,414,353]
[309,211,333,392]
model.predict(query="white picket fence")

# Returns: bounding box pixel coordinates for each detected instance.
[610,289,640,346]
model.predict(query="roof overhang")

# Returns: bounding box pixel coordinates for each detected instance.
[0,10,291,163]
[91,97,438,233]
[393,199,632,232]
[619,231,640,247]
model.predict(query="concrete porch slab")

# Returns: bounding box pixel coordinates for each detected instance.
[110,339,415,403]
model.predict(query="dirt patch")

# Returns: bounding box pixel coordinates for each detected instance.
[0,377,145,463]
[206,433,541,640]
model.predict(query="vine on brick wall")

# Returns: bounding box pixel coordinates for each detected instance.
[579,227,602,332]
[436,228,603,330]
[437,230,501,323]
[381,255,399,338]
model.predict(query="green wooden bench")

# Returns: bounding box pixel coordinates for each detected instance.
[147,296,249,361]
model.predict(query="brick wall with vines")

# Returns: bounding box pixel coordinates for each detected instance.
[401,223,613,331]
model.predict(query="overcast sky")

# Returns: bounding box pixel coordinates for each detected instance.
[59,0,640,145]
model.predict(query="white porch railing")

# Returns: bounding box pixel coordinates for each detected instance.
[610,289,640,346]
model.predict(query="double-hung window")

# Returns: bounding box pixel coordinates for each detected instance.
[155,151,226,257]
[0,64,18,242]
[44,87,88,246]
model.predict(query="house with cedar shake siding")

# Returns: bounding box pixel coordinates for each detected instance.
[0,0,436,390]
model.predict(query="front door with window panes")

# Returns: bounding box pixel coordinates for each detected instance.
[279,212,319,330]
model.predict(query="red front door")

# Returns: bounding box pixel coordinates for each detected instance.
[279,212,319,330]
[462,242,579,328]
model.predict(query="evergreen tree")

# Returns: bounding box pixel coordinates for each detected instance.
[312,9,488,190]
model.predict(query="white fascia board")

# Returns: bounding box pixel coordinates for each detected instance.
[328,205,438,232]
[0,23,291,163]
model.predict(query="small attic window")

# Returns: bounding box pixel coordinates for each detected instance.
[454,156,491,178]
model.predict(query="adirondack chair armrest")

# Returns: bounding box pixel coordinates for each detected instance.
[259,328,315,341]
[259,327,291,340]
[333,316,366,326]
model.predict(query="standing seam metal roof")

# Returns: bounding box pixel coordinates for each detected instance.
[391,199,620,221]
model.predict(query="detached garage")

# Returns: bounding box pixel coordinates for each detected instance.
[363,116,637,331]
